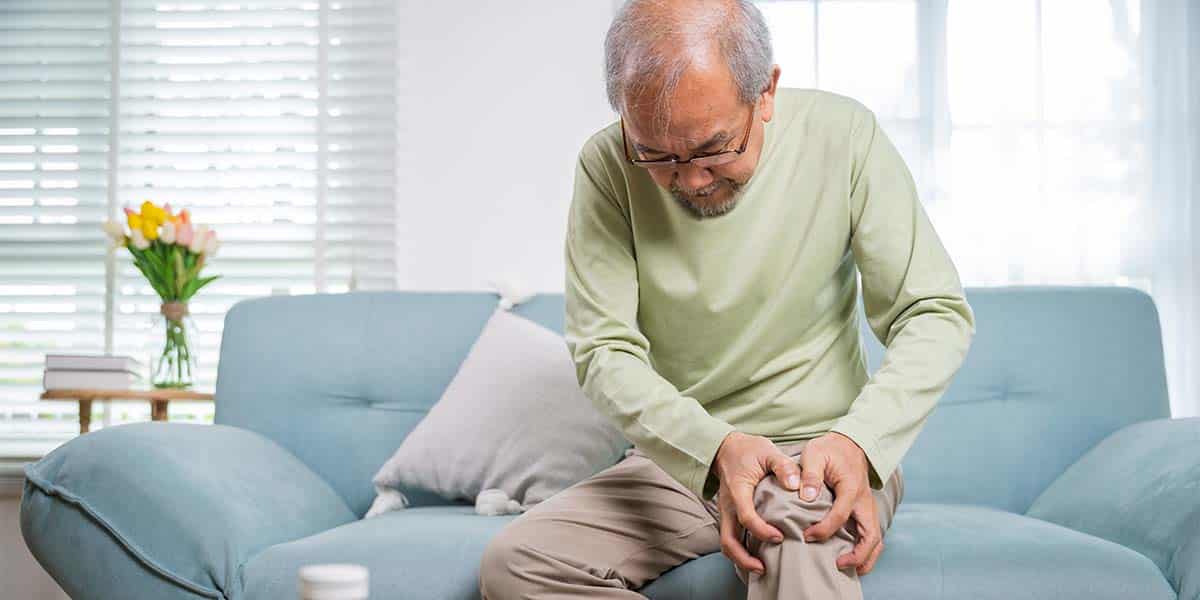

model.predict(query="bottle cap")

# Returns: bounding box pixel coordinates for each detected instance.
[298,563,369,600]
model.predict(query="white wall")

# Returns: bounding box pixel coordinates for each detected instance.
[395,0,619,293]
[1,497,68,600]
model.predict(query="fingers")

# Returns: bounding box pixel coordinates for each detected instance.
[804,476,860,542]
[730,480,784,543]
[835,514,879,571]
[797,447,826,502]
[834,494,881,573]
[718,495,765,575]
[858,537,884,576]
[765,451,802,491]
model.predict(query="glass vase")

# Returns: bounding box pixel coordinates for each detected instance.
[151,301,197,389]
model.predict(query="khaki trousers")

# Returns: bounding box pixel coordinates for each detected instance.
[479,439,904,600]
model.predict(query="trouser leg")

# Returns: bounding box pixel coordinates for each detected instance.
[721,439,905,600]
[478,448,720,599]
[479,438,905,600]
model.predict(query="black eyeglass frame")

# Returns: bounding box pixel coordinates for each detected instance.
[620,102,758,170]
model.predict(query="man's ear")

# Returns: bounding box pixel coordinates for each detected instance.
[760,64,782,122]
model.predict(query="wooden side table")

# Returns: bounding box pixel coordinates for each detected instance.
[40,388,215,434]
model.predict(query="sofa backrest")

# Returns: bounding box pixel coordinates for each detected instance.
[866,286,1169,513]
[215,286,1169,517]
[214,291,567,516]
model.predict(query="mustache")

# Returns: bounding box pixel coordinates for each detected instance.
[671,178,742,198]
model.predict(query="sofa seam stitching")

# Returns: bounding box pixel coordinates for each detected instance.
[23,465,227,599]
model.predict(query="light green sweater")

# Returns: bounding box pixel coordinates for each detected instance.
[563,88,976,502]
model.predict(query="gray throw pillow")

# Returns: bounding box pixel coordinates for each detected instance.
[365,305,629,517]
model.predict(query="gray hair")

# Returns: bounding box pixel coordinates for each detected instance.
[604,0,773,131]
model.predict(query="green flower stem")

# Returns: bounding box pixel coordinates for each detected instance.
[154,315,194,389]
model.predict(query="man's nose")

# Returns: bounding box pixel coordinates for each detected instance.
[675,162,714,192]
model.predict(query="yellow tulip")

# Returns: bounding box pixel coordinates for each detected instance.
[141,218,158,240]
[127,212,142,231]
[140,200,165,224]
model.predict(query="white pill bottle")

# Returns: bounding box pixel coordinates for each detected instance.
[298,564,369,600]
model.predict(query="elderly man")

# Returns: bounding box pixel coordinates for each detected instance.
[480,0,975,598]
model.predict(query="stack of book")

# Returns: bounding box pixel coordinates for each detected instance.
[43,354,144,390]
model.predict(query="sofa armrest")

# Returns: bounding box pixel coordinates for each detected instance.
[21,422,357,599]
[1026,417,1200,599]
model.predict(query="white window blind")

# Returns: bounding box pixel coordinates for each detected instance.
[0,0,397,438]
[0,0,114,438]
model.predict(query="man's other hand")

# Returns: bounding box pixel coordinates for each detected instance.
[800,431,882,576]
[711,431,801,575]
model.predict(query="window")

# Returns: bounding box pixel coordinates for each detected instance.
[756,0,1196,416]
[0,0,397,440]
[758,0,1143,284]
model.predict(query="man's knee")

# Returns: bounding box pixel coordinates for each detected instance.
[752,474,835,538]
[481,519,618,596]
[479,525,532,597]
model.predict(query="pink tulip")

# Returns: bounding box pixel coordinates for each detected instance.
[188,225,208,253]
[176,221,194,247]
[203,229,218,255]
[123,206,134,218]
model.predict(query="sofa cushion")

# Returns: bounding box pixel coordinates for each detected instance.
[239,503,1174,600]
[366,306,628,516]
[648,504,1174,599]
[21,422,357,600]
[241,505,511,599]
[1026,417,1200,599]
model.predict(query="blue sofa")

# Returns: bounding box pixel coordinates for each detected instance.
[20,286,1200,599]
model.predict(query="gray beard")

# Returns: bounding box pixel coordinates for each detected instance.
[670,179,745,219]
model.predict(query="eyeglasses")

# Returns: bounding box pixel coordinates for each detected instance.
[621,103,757,170]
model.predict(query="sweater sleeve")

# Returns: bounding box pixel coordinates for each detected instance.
[829,106,977,490]
[563,145,735,502]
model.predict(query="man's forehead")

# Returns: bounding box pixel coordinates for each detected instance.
[621,62,744,148]
[623,103,739,150]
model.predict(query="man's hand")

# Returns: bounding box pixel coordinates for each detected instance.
[711,431,802,576]
[799,431,882,576]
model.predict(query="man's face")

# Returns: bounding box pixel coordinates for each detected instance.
[622,60,779,219]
